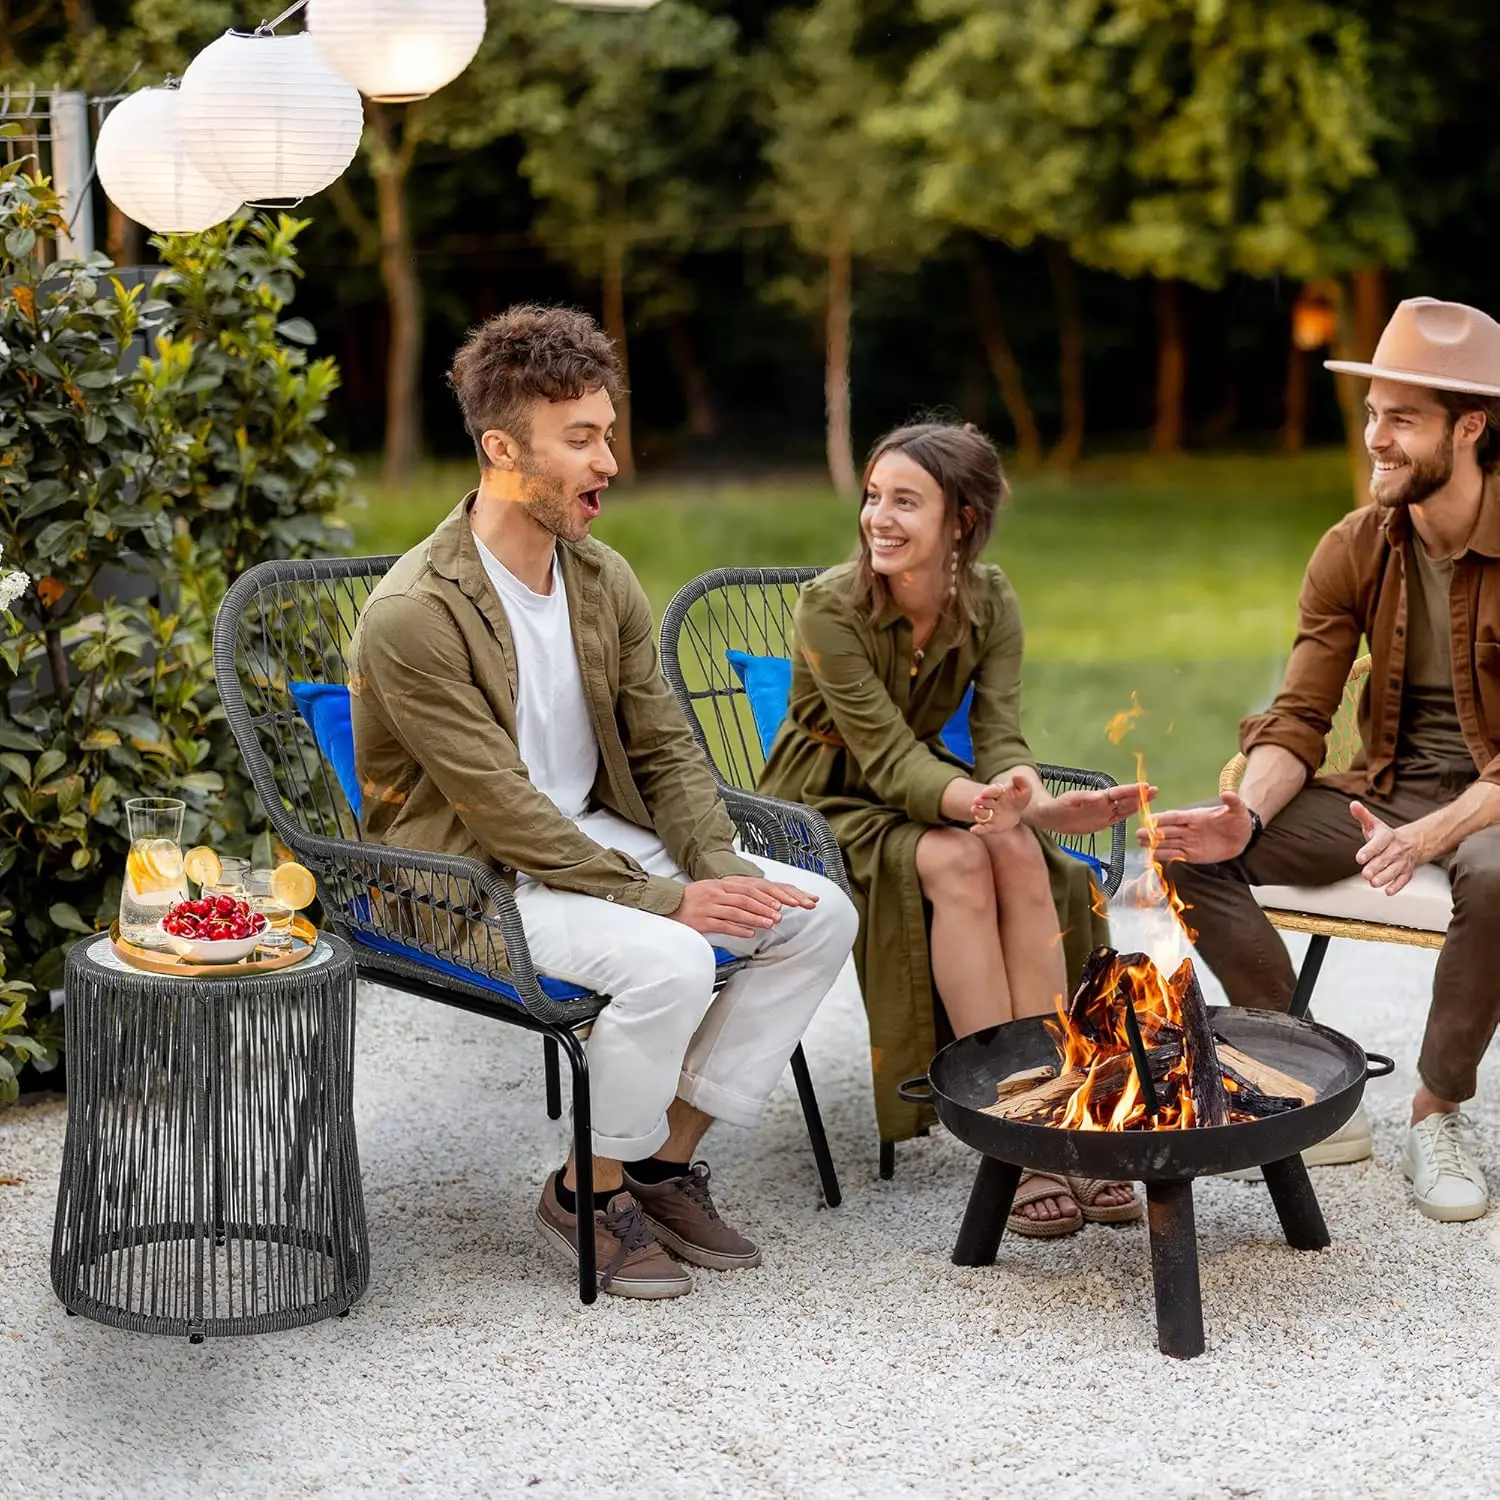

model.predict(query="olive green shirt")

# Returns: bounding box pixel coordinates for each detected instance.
[348,496,758,914]
[1397,535,1473,782]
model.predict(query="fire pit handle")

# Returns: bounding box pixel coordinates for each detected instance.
[1364,1052,1395,1079]
[897,1076,934,1104]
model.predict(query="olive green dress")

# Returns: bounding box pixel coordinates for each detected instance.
[757,562,1110,1144]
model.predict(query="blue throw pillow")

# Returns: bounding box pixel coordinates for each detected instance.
[288,680,362,818]
[726,650,975,763]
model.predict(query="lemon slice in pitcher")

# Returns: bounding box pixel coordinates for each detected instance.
[269,862,317,912]
[127,839,185,894]
[183,846,222,888]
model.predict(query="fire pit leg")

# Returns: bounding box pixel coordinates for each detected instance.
[1261,1156,1331,1251]
[952,1157,1023,1266]
[1145,1179,1205,1360]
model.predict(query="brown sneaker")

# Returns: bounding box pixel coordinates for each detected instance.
[622,1162,763,1271]
[534,1176,693,1299]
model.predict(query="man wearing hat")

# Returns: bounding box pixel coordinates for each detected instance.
[1147,297,1500,1222]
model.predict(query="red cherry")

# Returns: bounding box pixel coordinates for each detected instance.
[214,895,236,916]
[251,913,268,933]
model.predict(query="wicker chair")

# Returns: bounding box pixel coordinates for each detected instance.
[658,566,1129,1179]
[212,556,843,1307]
[1219,654,1449,1017]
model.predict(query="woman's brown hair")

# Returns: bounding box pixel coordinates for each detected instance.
[848,418,1009,640]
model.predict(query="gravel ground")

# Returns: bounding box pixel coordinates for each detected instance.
[5,898,1500,1500]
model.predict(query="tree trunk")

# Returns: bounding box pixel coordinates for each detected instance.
[600,223,635,483]
[663,315,716,439]
[1282,338,1307,455]
[963,240,1041,469]
[368,105,423,484]
[105,202,142,266]
[825,227,857,498]
[1329,267,1388,508]
[1045,241,1086,469]
[1151,278,1187,456]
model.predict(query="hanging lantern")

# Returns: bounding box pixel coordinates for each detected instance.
[308,0,486,104]
[177,31,364,202]
[553,1,665,9]
[94,88,243,235]
[1292,281,1341,352]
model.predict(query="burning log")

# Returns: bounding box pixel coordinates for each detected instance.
[984,1042,1183,1123]
[1219,1063,1305,1118]
[993,1065,1057,1101]
[1212,1042,1315,1106]
[1164,959,1231,1128]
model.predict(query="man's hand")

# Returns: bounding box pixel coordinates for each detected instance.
[669,875,819,940]
[1142,792,1256,864]
[1033,782,1156,835]
[970,771,1032,837]
[1351,801,1429,896]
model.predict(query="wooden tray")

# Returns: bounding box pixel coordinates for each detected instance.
[110,915,320,979]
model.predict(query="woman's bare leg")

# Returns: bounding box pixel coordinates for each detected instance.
[917,827,1075,1227]
[985,826,1132,1211]
[983,824,1068,1019]
[915,827,1010,1034]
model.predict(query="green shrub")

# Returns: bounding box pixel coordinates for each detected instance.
[0,165,354,1057]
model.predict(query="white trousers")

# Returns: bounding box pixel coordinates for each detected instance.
[514,809,859,1159]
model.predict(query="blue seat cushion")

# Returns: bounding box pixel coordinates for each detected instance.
[288,680,362,818]
[726,648,974,762]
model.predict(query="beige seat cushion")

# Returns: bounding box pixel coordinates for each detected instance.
[1251,863,1451,935]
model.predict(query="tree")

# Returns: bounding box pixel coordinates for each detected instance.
[759,0,940,494]
[437,0,745,483]
[893,0,1406,463]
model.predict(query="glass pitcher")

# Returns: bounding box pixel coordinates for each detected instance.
[120,798,188,945]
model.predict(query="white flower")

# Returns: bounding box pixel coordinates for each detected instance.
[0,543,30,613]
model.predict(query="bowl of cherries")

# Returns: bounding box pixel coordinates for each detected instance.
[160,895,269,963]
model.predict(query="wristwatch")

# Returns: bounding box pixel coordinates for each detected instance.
[1244,808,1265,853]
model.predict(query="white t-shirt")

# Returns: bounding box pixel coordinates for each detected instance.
[474,540,600,822]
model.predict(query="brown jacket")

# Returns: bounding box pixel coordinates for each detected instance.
[348,497,758,913]
[1240,477,1500,794]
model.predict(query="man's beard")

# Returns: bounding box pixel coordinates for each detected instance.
[1370,432,1453,510]
[518,459,585,541]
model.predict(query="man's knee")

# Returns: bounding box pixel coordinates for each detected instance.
[1449,832,1500,910]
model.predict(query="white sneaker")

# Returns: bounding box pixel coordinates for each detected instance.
[1220,1102,1374,1183]
[1400,1111,1489,1223]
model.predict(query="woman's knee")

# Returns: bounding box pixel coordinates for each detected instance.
[916,829,995,910]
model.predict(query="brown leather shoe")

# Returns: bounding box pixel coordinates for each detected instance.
[622,1162,763,1271]
[534,1176,693,1299]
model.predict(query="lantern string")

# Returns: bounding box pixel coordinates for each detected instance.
[255,0,310,35]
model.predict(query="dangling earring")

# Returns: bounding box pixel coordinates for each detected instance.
[948,546,960,601]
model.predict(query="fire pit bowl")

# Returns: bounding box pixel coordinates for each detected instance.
[902,1007,1393,1360]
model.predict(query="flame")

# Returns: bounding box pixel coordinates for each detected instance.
[1105,692,1146,745]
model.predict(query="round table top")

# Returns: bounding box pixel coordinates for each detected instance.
[72,929,353,990]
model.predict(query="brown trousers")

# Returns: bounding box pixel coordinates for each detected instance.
[1165,771,1500,1102]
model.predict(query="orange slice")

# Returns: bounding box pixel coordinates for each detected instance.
[183,846,222,888]
[268,862,317,911]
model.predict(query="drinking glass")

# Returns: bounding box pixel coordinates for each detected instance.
[121,798,188,944]
[202,857,252,900]
[245,868,294,947]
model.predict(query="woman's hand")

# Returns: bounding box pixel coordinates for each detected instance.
[1030,782,1156,835]
[970,771,1032,836]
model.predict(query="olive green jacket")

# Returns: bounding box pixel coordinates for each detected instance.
[348,496,758,913]
[758,562,1108,1142]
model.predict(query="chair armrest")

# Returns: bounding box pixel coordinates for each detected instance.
[277,829,571,1022]
[1036,761,1127,900]
[718,786,853,896]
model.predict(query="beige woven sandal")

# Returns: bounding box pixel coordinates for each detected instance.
[1007,1171,1084,1239]
[1065,1176,1142,1225]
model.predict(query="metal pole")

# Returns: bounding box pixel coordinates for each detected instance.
[50,91,95,259]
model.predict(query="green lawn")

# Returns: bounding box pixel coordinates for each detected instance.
[342,450,1353,813]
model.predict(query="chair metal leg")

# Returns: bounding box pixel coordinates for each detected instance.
[789,1044,841,1208]
[879,1140,895,1180]
[1288,933,1330,1020]
[554,1027,596,1305]
[543,1036,562,1120]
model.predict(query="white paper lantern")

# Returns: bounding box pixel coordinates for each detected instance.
[309,0,486,104]
[178,31,365,202]
[94,88,243,235]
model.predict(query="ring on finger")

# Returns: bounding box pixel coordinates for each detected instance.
[975,806,994,825]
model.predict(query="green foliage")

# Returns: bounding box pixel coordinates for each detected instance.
[0,170,353,1012]
[0,909,56,1107]
[892,0,1411,285]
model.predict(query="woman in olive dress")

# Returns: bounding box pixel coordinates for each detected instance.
[759,420,1152,1236]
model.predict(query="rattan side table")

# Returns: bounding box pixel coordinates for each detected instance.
[52,931,368,1341]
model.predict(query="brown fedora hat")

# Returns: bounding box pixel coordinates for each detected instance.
[1325,296,1500,398]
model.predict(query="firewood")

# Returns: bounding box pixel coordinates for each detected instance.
[1166,958,1231,1128]
[984,1042,1183,1122]
[1219,1062,1305,1118]
[1211,1041,1316,1106]
[993,1065,1057,1102]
